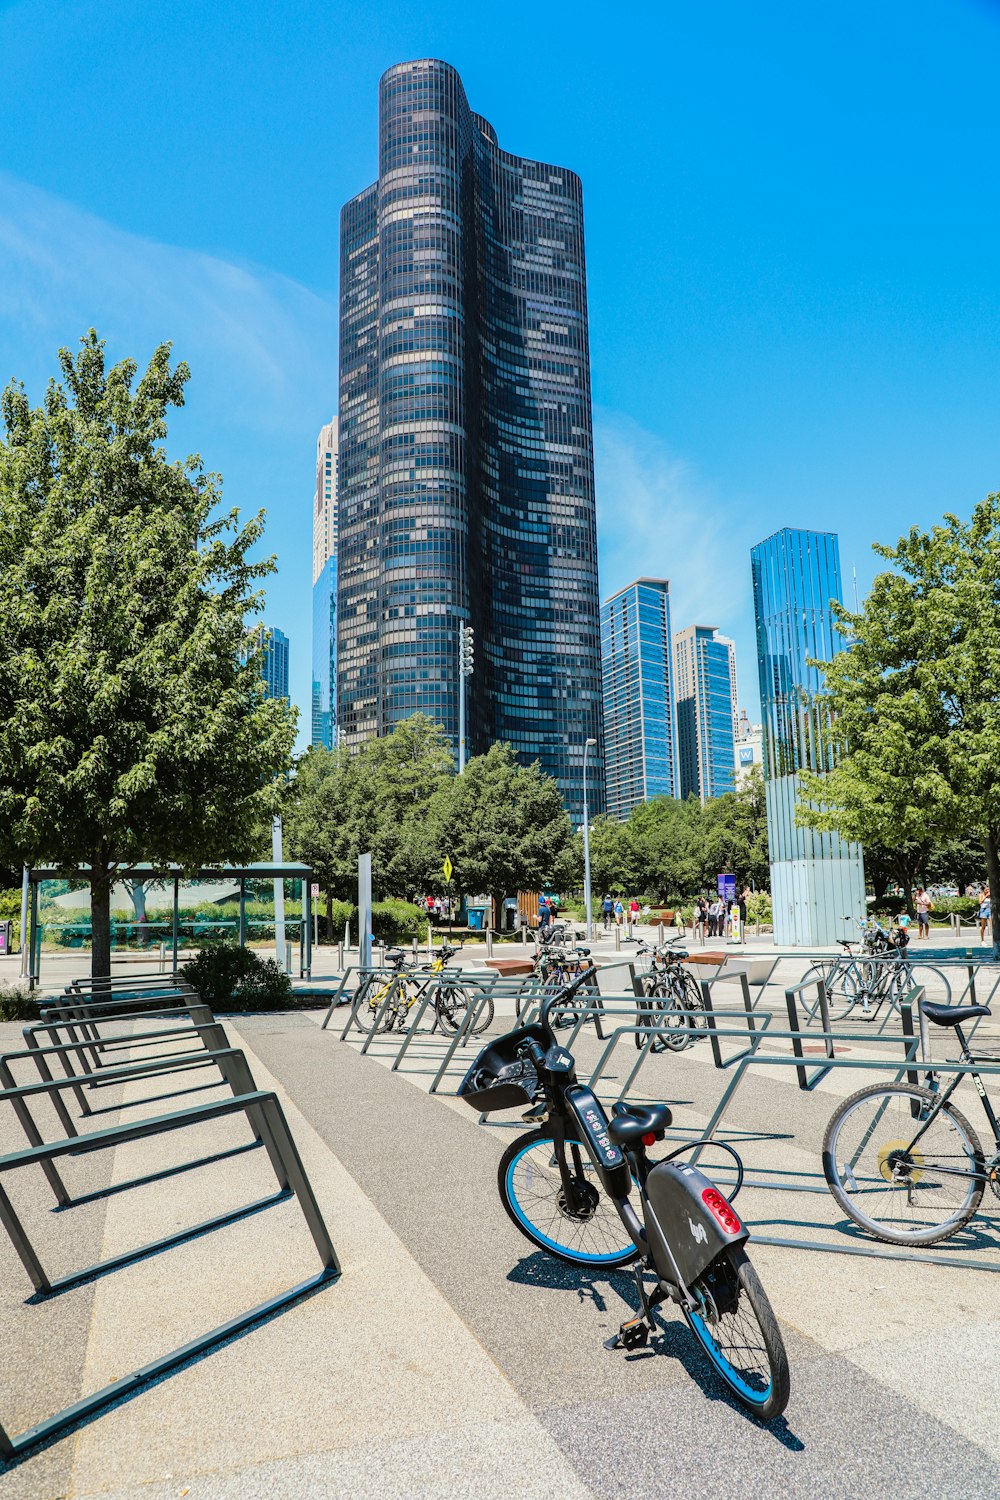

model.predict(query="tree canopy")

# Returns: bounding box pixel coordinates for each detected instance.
[797,495,1000,953]
[0,331,295,974]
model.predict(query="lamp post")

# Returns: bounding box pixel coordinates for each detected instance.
[583,737,597,941]
[458,622,474,773]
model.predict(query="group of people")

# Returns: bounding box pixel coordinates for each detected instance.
[693,889,751,941]
[600,895,642,929]
[912,886,992,941]
[422,895,453,922]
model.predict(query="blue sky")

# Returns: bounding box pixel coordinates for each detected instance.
[2,0,999,744]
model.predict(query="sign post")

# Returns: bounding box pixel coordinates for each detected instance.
[717,872,737,942]
[442,856,454,941]
[358,853,373,970]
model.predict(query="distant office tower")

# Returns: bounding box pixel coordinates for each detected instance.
[751,527,865,944]
[601,580,677,819]
[262,627,290,704]
[672,626,738,802]
[734,708,764,784]
[311,418,338,750]
[337,58,603,821]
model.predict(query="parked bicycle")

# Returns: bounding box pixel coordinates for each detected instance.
[823,999,1000,1244]
[459,972,790,1419]
[633,937,706,1052]
[802,917,950,1023]
[353,944,493,1036]
[515,945,596,1028]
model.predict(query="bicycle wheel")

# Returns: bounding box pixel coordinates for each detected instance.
[498,1127,639,1267]
[664,970,707,1051]
[684,1248,790,1420]
[801,961,858,1022]
[351,978,396,1034]
[823,1083,985,1245]
[435,985,494,1035]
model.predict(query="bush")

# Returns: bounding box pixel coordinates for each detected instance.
[745,891,772,924]
[372,899,428,943]
[928,896,979,922]
[0,981,39,1022]
[180,941,294,1010]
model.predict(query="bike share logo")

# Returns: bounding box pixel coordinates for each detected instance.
[584,1106,620,1164]
[688,1216,708,1245]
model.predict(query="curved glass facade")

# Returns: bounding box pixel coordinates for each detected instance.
[750,528,865,944]
[337,59,603,820]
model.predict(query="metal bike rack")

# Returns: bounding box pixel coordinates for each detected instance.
[0,1082,339,1461]
[428,990,499,1094]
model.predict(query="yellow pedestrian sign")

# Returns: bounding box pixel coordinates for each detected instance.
[442,856,453,882]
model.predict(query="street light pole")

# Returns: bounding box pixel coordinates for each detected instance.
[458,622,474,773]
[583,737,596,941]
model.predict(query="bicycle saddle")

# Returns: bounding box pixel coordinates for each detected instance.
[384,948,404,962]
[607,1102,672,1148]
[836,940,854,949]
[575,947,591,956]
[921,1001,992,1028]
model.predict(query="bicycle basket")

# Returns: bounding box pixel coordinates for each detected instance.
[457,1024,546,1112]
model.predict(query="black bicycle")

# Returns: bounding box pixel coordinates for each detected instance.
[823,999,1000,1244]
[458,972,790,1419]
[634,938,706,1052]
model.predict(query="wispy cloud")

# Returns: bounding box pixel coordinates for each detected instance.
[0,170,337,437]
[594,410,750,629]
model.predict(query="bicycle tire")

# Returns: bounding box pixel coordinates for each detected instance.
[664,970,706,1051]
[351,978,396,1035]
[634,977,682,1052]
[435,985,495,1035]
[684,1247,790,1420]
[497,1127,639,1267]
[823,1083,985,1245]
[801,961,858,1022]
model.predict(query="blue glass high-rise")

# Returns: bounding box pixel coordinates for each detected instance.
[337,59,603,821]
[262,627,290,704]
[672,626,738,803]
[601,580,677,819]
[751,528,866,944]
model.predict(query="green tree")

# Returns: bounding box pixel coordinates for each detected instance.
[0,332,294,976]
[628,795,705,899]
[423,744,574,923]
[701,767,770,891]
[798,495,1000,957]
[581,814,637,899]
[283,715,453,920]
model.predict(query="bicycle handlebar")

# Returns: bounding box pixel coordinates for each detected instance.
[538,965,598,1033]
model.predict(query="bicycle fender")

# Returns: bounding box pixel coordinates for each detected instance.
[642,1160,749,1287]
[565,1085,633,1198]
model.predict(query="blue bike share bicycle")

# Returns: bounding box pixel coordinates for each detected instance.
[459,970,790,1419]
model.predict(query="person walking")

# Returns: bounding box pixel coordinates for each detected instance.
[629,897,641,931]
[537,895,551,936]
[914,888,933,940]
[613,897,624,927]
[978,888,992,944]
[695,895,708,943]
[738,886,750,944]
[601,894,613,931]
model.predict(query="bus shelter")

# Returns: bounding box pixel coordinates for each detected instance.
[25,863,314,987]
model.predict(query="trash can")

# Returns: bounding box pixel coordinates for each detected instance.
[467,908,484,931]
[0,920,11,955]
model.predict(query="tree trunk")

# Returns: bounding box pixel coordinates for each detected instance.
[325,890,333,942]
[984,829,1000,963]
[129,880,147,921]
[90,869,113,984]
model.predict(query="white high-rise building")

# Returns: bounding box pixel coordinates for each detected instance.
[312,417,339,749]
[313,417,339,583]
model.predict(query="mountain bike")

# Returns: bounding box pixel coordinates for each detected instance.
[633,938,706,1052]
[353,946,493,1035]
[458,972,790,1419]
[823,999,1000,1244]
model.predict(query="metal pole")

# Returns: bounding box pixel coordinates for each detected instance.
[272,815,286,971]
[458,622,466,775]
[583,737,595,941]
[18,866,29,979]
[358,854,372,971]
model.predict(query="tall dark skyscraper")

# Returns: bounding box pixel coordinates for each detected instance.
[337,59,603,820]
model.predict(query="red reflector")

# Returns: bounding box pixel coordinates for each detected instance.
[641,1131,657,1147]
[702,1187,742,1235]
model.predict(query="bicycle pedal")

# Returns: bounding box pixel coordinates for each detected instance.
[606,1315,649,1352]
[521,1103,549,1125]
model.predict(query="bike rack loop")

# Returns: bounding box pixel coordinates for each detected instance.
[429,990,497,1094]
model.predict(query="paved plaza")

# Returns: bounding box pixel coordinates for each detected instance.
[0,943,999,1499]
